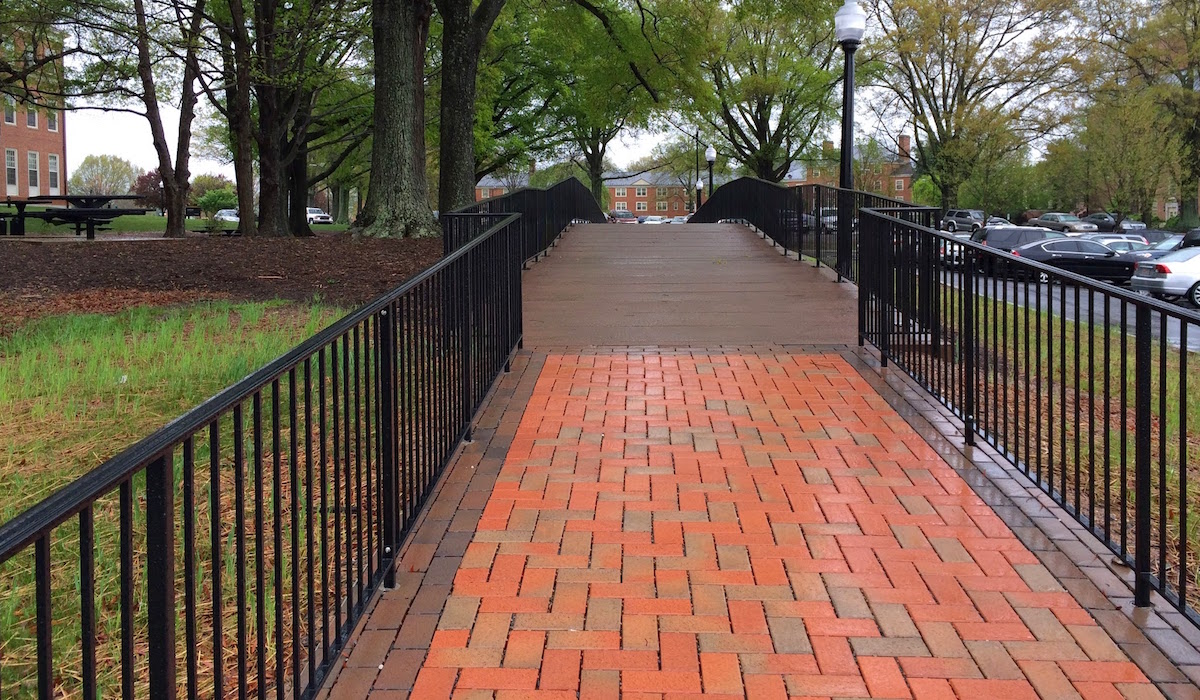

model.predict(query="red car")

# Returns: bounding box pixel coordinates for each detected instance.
[609,210,637,224]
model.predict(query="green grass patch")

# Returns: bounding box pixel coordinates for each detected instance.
[2,208,350,235]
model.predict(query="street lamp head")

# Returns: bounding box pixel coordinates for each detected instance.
[834,0,867,44]
[696,179,703,191]
[705,145,717,164]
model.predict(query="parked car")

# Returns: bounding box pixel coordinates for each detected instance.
[636,215,648,224]
[306,207,334,225]
[986,216,1011,226]
[609,210,636,223]
[670,216,690,224]
[1011,238,1137,283]
[1081,212,1148,232]
[1142,229,1179,245]
[969,225,1065,252]
[214,209,239,223]
[941,209,986,232]
[819,206,840,233]
[938,232,973,268]
[1130,247,1200,305]
[1127,235,1185,261]
[642,215,668,225]
[1079,233,1150,252]
[1026,212,1099,234]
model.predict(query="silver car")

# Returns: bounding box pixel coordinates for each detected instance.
[1131,247,1200,306]
[1027,212,1099,234]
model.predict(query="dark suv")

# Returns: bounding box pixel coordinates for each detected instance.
[941,209,986,232]
[970,226,1066,274]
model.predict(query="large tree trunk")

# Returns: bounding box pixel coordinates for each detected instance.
[358,0,437,238]
[435,0,505,213]
[437,19,481,213]
[222,3,257,236]
[288,137,313,237]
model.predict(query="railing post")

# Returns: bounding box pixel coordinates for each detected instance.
[1134,304,1152,606]
[858,212,868,347]
[836,189,849,282]
[378,305,399,588]
[961,251,976,446]
[145,452,177,699]
[815,188,823,269]
[461,252,474,441]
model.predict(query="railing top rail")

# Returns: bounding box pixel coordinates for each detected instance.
[861,206,1200,323]
[0,212,523,564]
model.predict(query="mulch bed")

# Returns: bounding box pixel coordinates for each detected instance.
[0,232,443,329]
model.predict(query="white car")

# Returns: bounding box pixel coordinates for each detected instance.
[642,215,668,225]
[1131,247,1200,306]
[306,207,334,225]
[670,216,689,224]
[213,209,239,223]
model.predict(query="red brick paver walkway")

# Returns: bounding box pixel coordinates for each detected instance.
[377,350,1158,699]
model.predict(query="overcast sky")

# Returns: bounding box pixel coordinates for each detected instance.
[66,107,665,181]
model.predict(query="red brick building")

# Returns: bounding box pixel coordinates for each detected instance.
[606,173,695,214]
[784,135,915,202]
[2,97,67,198]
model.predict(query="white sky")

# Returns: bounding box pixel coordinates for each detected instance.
[67,108,669,181]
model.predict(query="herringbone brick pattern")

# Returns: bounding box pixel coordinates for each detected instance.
[375,351,1164,698]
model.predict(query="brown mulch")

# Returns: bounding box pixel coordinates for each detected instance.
[0,232,443,328]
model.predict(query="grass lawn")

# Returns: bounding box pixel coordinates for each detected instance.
[5,209,350,235]
[0,299,350,696]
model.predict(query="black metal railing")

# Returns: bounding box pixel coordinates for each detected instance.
[442,177,607,259]
[859,208,1200,620]
[0,180,603,697]
[691,178,937,283]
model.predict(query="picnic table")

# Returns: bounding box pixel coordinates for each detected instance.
[2,195,150,240]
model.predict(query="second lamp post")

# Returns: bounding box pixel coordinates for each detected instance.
[834,0,866,281]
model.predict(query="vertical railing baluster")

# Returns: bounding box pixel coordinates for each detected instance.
[146,452,177,699]
[35,535,52,700]
[379,305,399,589]
[1134,304,1151,606]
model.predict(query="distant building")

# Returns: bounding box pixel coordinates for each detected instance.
[474,173,529,201]
[784,135,915,202]
[1,96,67,199]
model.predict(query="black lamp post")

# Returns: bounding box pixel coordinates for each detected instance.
[705,145,716,198]
[834,0,866,281]
[835,0,866,191]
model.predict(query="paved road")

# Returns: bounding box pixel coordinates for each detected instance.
[938,268,1200,352]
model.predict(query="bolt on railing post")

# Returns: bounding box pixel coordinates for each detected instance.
[145,452,177,699]
[1134,304,1152,606]
[378,306,399,588]
[961,251,977,446]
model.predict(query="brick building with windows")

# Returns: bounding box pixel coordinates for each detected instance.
[605,172,698,214]
[2,96,67,199]
[784,135,915,202]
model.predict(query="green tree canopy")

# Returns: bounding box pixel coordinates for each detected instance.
[67,154,139,195]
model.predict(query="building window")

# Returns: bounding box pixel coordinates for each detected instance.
[5,149,16,192]
[656,201,668,211]
[873,164,882,174]
[673,202,680,211]
[635,186,647,197]
[26,109,37,129]
[48,154,59,191]
[635,201,647,211]
[47,112,58,132]
[615,187,626,198]
[874,180,882,191]
[614,201,626,211]
[812,168,821,179]
[895,179,904,191]
[27,152,39,189]
[3,98,14,124]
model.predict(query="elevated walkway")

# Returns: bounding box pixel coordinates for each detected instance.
[324,223,1195,699]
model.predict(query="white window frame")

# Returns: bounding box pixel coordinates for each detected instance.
[26,108,37,129]
[894,178,904,191]
[47,154,60,193]
[615,187,626,198]
[635,186,647,197]
[673,202,680,211]
[635,201,648,211]
[656,201,668,211]
[5,149,17,194]
[47,112,58,132]
[27,151,39,195]
[812,169,821,179]
[3,98,14,125]
[874,180,882,191]
[614,201,626,211]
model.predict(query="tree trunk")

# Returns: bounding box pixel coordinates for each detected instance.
[435,0,506,214]
[358,0,437,238]
[437,20,481,213]
[288,139,314,237]
[133,0,205,239]
[221,3,257,236]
